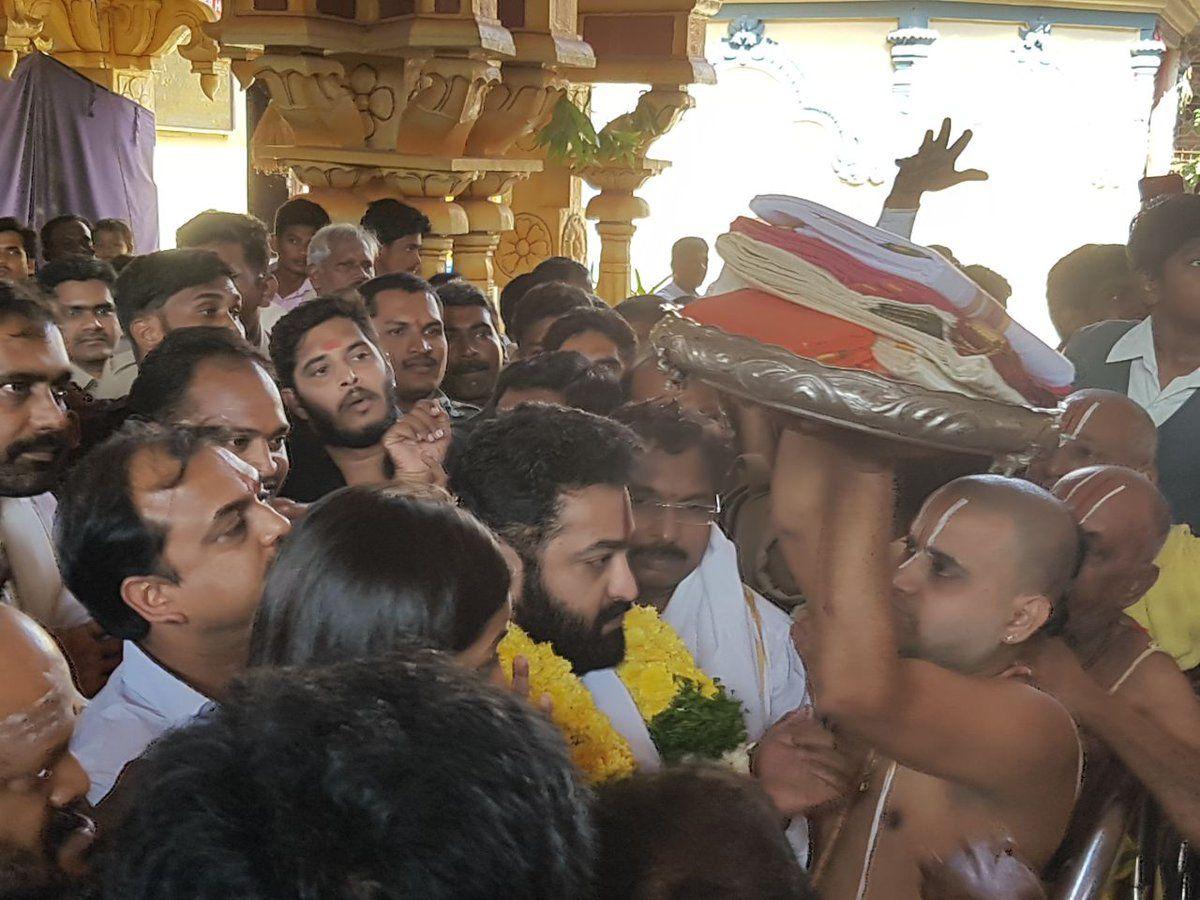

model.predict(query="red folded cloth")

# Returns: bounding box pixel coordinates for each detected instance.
[685,289,885,374]
[727,217,1060,406]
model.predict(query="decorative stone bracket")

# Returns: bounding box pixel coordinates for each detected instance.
[0,0,227,108]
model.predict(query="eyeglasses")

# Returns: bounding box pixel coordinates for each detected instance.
[631,494,722,525]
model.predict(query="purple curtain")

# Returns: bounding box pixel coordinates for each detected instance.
[0,52,159,252]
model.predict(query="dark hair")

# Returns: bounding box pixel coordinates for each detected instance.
[358,271,439,317]
[532,256,591,290]
[509,281,593,346]
[0,280,55,330]
[451,403,637,550]
[361,199,431,245]
[1129,193,1200,277]
[0,216,40,261]
[962,264,1011,305]
[499,271,537,332]
[127,327,268,423]
[437,279,491,312]
[36,256,116,293]
[1046,244,1136,341]
[113,249,234,336]
[94,217,134,250]
[55,422,207,641]
[615,294,669,326]
[39,215,90,254]
[176,210,271,274]
[99,651,594,899]
[542,307,638,365]
[489,351,622,416]
[249,487,509,667]
[110,253,134,274]
[594,765,814,900]
[272,197,330,236]
[428,271,463,287]
[613,400,734,488]
[268,295,377,391]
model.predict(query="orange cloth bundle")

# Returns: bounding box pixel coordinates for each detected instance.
[685,290,886,375]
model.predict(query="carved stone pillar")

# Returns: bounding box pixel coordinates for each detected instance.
[1131,37,1167,131]
[455,197,514,298]
[581,159,665,304]
[886,26,938,116]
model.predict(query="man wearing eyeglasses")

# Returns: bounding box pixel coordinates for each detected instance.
[614,401,823,863]
[613,401,810,741]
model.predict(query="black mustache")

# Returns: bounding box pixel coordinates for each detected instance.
[401,355,438,368]
[6,432,71,464]
[448,358,490,375]
[629,543,688,564]
[338,387,380,413]
[598,600,633,625]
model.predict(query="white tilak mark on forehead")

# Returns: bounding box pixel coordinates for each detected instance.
[927,497,970,547]
[1078,484,1127,526]
[0,688,67,746]
[1059,401,1101,447]
[1061,467,1106,504]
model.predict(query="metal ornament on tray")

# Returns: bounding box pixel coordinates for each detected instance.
[650,313,1059,472]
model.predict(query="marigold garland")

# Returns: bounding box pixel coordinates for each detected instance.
[499,604,746,783]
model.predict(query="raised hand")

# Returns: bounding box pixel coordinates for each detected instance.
[382,399,450,487]
[887,118,989,209]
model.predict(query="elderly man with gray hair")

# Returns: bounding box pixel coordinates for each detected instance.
[306,223,379,300]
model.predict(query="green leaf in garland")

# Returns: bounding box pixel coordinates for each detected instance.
[647,679,748,765]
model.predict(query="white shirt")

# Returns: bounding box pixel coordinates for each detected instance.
[253,303,289,356]
[1108,317,1200,426]
[70,641,210,804]
[0,493,91,632]
[273,278,315,312]
[655,280,696,303]
[875,207,919,240]
[71,352,137,400]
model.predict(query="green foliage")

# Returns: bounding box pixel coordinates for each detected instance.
[535,96,667,169]
[647,679,747,764]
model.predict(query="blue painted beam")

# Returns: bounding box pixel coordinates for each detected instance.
[715,1,1157,31]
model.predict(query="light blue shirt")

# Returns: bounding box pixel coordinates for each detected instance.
[70,641,209,804]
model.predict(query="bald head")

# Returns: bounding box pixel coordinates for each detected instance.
[1052,466,1171,618]
[1054,466,1170,545]
[1028,389,1158,488]
[0,606,75,723]
[935,475,1081,601]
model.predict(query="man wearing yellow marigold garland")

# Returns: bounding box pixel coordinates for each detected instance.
[451,405,857,857]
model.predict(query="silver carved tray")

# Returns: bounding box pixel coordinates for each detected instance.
[650,314,1059,464]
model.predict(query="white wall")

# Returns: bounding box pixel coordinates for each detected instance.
[153,80,249,249]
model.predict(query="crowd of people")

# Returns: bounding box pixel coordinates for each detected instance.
[2,121,1200,899]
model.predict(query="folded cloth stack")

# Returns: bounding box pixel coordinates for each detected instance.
[699,194,1073,409]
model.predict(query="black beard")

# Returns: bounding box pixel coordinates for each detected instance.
[300,382,400,450]
[516,556,630,675]
[0,430,72,496]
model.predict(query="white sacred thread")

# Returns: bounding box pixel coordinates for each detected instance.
[927,498,969,547]
[1078,484,1127,526]
[855,761,900,900]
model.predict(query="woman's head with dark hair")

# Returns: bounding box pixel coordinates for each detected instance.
[250,486,512,674]
[542,307,638,377]
[99,650,595,900]
[1128,194,1200,328]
